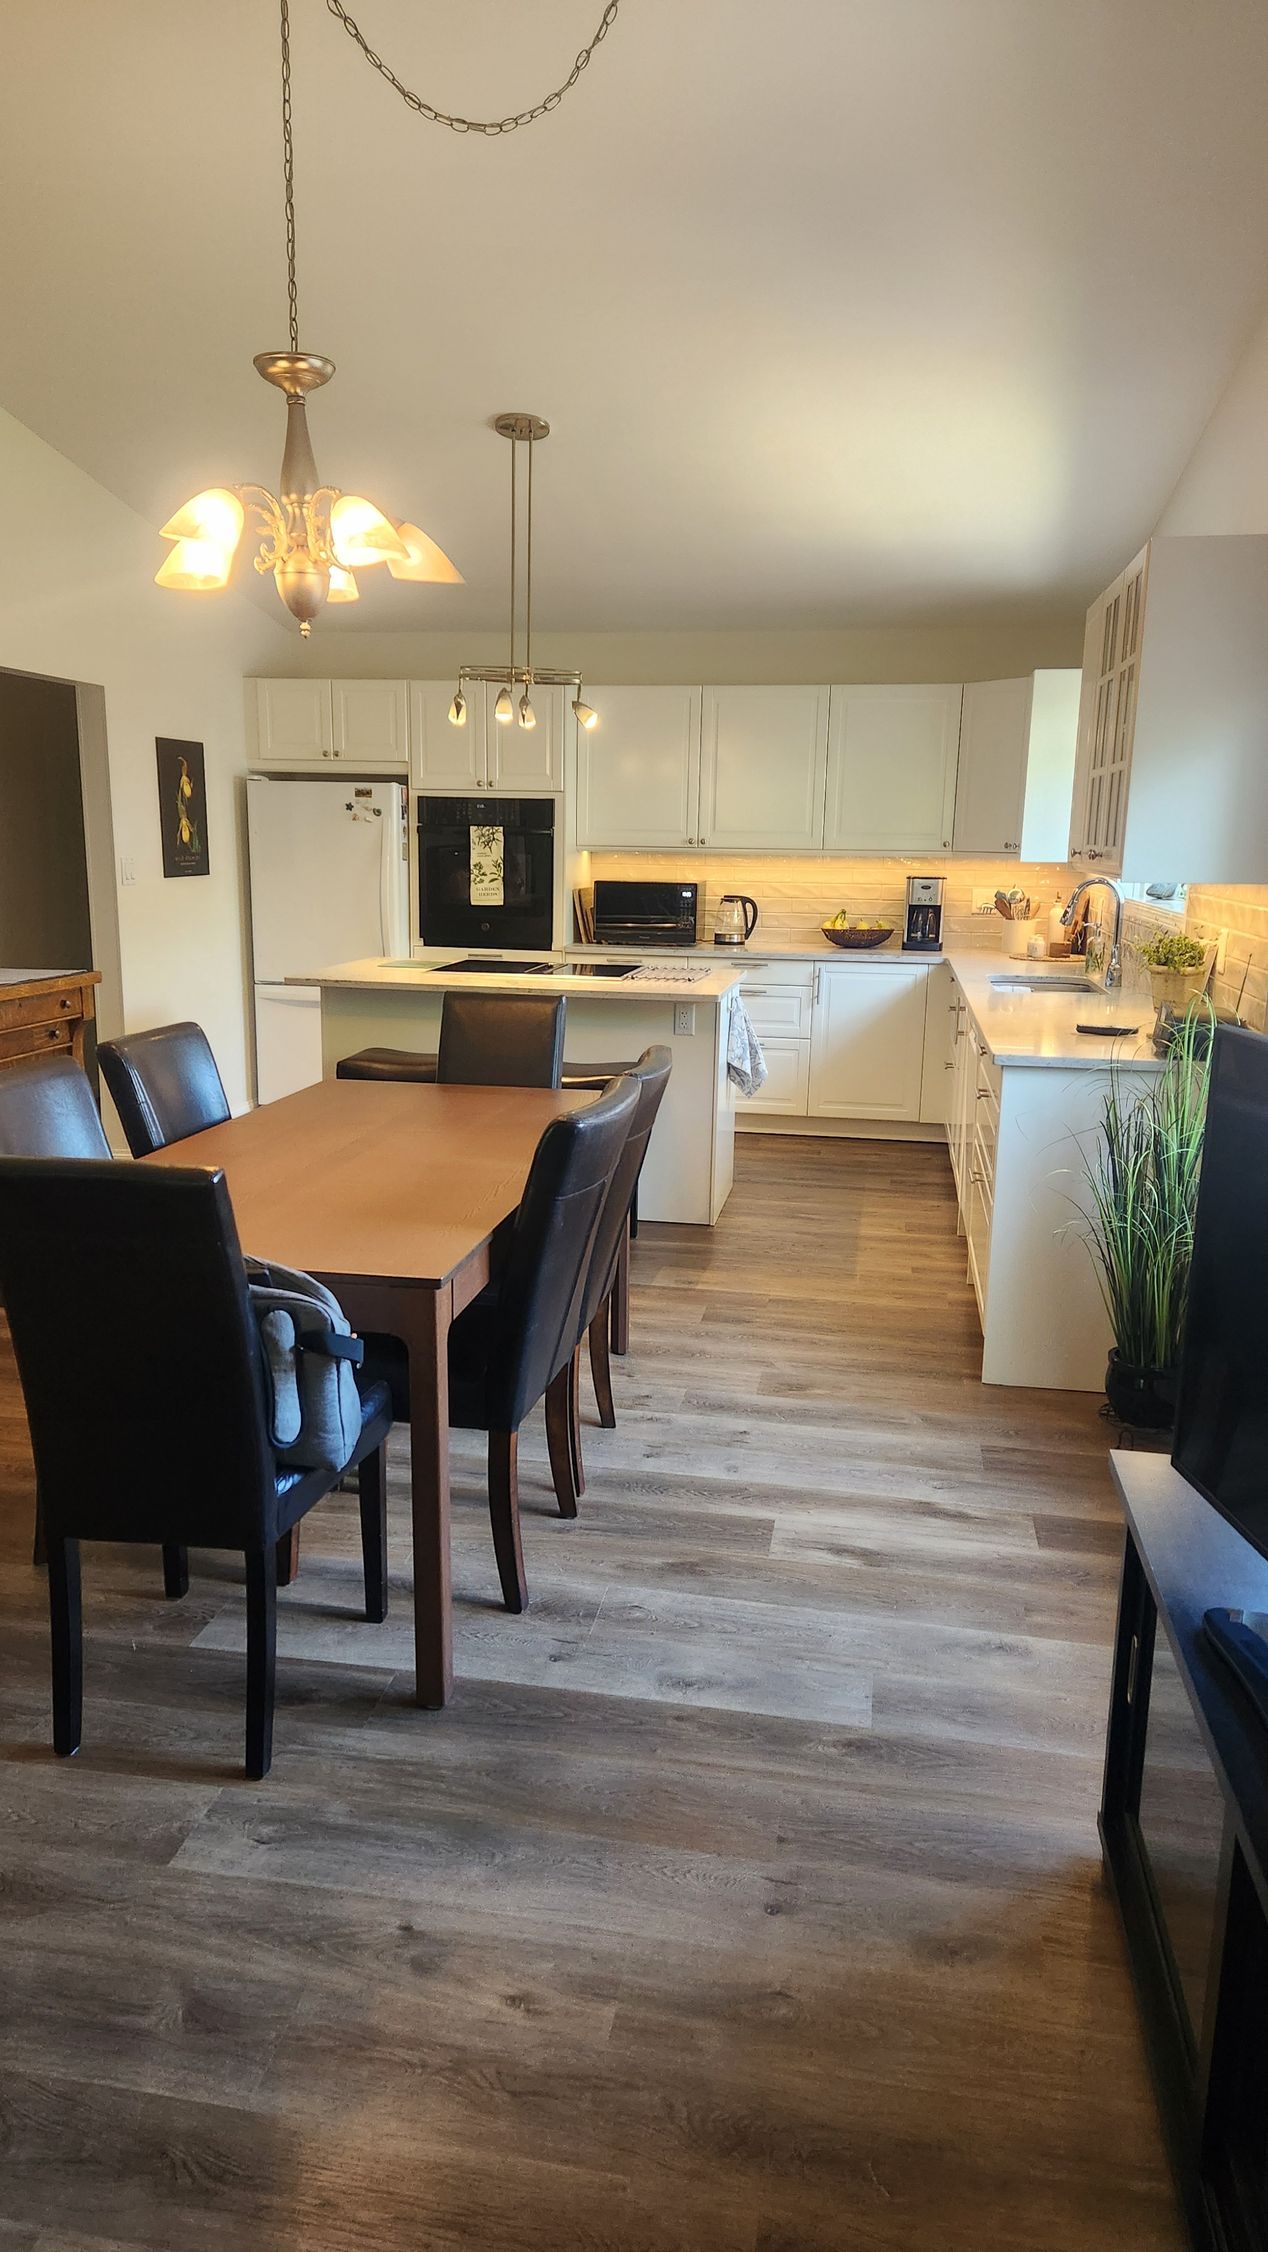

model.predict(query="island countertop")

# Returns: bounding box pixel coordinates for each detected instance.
[290,955,749,1003]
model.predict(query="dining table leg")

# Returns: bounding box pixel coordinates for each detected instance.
[401,1280,454,1709]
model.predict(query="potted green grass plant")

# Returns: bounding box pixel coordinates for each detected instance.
[1082,1004,1212,1430]
[1135,928,1212,1015]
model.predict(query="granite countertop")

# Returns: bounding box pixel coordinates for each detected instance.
[946,949,1161,1071]
[292,955,747,1003]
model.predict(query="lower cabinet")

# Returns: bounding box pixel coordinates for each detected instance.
[806,963,929,1119]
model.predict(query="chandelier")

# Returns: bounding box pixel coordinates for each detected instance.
[155,0,461,635]
[449,415,597,736]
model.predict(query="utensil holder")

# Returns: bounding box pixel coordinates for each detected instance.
[1003,919,1041,958]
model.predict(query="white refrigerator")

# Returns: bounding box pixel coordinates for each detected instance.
[247,775,409,1104]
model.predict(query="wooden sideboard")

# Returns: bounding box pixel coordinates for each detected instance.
[0,969,100,1071]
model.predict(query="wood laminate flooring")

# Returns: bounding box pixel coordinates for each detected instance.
[0,1134,1182,2250]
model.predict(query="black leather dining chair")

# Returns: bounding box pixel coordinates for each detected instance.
[563,1047,672,1496]
[98,1021,231,1157]
[0,1051,111,1158]
[339,990,567,1092]
[435,992,566,1088]
[0,1158,392,1779]
[365,1076,638,1612]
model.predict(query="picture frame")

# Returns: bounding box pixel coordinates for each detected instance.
[155,737,210,878]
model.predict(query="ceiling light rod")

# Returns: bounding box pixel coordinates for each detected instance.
[154,0,461,632]
[448,415,598,734]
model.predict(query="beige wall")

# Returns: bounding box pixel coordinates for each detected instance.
[0,404,289,1109]
[255,618,1084,687]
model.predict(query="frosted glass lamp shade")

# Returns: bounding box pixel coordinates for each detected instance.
[330,494,409,567]
[573,699,599,731]
[387,522,464,583]
[493,687,514,724]
[154,537,234,591]
[158,487,245,552]
[326,565,360,603]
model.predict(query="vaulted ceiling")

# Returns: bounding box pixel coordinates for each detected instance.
[4,0,1268,632]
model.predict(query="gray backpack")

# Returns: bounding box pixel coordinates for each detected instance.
[246,1258,365,1476]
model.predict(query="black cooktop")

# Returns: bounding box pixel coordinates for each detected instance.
[432,958,554,975]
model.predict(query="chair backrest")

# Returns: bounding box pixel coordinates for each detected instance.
[0,1054,110,1157]
[0,1159,275,1549]
[98,1022,230,1157]
[435,992,566,1089]
[485,1076,639,1429]
[578,1046,673,1335]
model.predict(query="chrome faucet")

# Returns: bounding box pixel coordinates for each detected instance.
[1061,875,1125,989]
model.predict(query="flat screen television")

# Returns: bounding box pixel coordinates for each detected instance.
[1173,1023,1268,1561]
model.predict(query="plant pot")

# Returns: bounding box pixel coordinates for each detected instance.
[1105,1349,1177,1432]
[1147,965,1207,1013]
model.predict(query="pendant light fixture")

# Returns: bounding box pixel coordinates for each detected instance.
[155,0,461,634]
[449,415,598,734]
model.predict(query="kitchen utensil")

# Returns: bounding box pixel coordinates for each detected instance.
[713,893,759,947]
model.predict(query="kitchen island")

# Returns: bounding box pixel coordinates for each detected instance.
[293,955,748,1224]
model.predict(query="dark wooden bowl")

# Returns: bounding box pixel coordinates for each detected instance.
[821,926,895,950]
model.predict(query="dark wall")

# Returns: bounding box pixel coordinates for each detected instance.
[0,672,92,970]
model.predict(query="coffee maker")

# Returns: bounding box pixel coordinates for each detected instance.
[902,875,944,953]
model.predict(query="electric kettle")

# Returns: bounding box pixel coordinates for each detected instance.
[713,894,759,947]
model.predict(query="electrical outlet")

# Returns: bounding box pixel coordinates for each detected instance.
[674,1002,696,1037]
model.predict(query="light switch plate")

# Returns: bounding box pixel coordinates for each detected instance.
[119,855,136,886]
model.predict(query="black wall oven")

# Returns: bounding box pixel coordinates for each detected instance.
[417,796,555,952]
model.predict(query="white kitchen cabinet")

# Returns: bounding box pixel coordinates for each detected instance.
[575,686,703,848]
[737,1038,812,1117]
[485,682,566,793]
[253,679,408,769]
[698,687,829,851]
[410,680,564,795]
[824,686,962,854]
[410,679,485,790]
[952,671,1081,859]
[253,679,334,766]
[807,961,930,1119]
[1067,534,1268,883]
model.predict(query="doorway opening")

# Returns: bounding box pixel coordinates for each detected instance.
[0,668,123,1083]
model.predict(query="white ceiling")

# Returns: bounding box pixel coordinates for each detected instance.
[4,0,1268,634]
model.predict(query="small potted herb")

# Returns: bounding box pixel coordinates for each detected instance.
[1081,1006,1211,1430]
[1135,929,1211,1014]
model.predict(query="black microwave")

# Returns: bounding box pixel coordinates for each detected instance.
[592,880,698,947]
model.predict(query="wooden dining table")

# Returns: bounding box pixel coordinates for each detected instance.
[144,1077,587,1707]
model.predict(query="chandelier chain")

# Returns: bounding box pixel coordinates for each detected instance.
[280,0,300,352]
[323,0,622,135]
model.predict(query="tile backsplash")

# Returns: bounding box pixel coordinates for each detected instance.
[583,852,1079,952]
[1185,886,1268,1030]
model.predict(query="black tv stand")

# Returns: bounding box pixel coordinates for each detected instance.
[1201,1606,1268,1738]
[1102,1454,1268,2252]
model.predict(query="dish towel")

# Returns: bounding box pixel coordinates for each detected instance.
[727,993,768,1097]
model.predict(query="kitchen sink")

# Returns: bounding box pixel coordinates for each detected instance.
[990,975,1092,993]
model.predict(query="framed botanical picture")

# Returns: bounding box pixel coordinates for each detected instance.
[156,737,210,878]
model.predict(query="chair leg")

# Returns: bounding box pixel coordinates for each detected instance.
[611,1220,631,1357]
[275,1524,301,1586]
[544,1365,579,1520]
[488,1430,527,1613]
[163,1544,189,1600]
[47,1536,83,1758]
[588,1300,617,1429]
[244,1544,278,1781]
[568,1348,587,1500]
[359,1443,389,1624]
[629,1178,639,1240]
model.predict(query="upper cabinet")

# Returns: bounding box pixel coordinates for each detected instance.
[1069,535,1268,882]
[698,687,830,851]
[954,670,1080,858]
[253,678,407,769]
[824,686,962,854]
[410,681,564,795]
[575,687,702,848]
